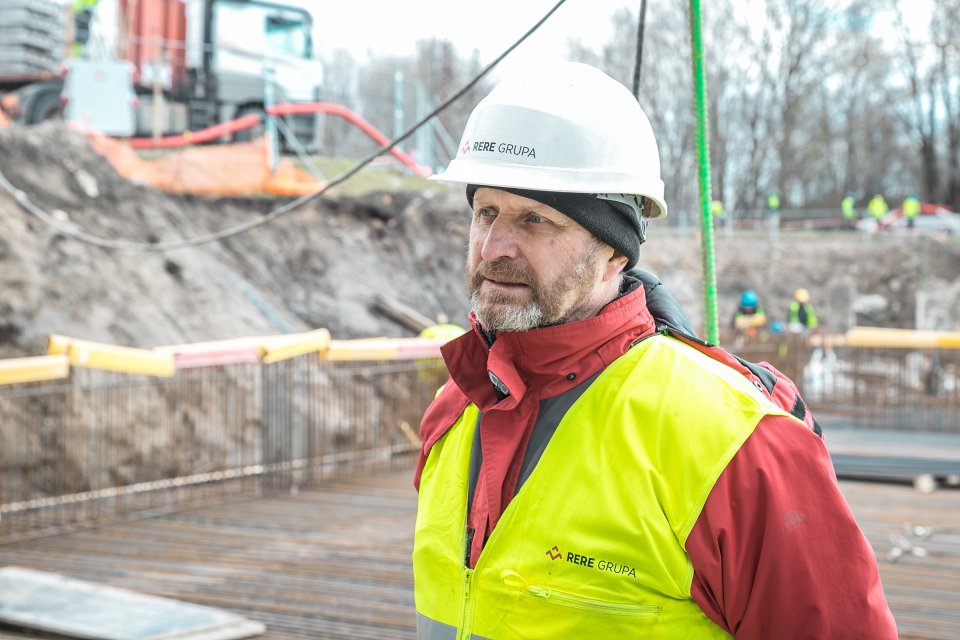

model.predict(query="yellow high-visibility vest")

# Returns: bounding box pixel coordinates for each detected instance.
[414,335,796,639]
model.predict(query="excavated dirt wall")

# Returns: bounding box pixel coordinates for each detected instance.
[1,122,959,360]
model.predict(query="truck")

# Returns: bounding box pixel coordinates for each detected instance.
[0,0,324,143]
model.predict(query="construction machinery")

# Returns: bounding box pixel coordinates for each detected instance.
[0,0,323,142]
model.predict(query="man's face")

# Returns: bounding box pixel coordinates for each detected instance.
[465,188,623,332]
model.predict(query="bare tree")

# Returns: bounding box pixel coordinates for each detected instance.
[315,0,958,214]
[931,0,960,209]
[319,48,359,156]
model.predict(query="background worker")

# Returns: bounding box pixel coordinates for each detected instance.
[413,61,895,639]
[788,287,818,333]
[710,198,731,238]
[709,198,725,220]
[732,288,767,338]
[69,0,99,58]
[416,320,467,386]
[868,193,889,227]
[765,191,781,240]
[903,192,921,230]
[418,321,467,342]
[841,192,858,229]
[766,191,780,214]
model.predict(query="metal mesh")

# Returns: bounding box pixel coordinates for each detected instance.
[0,356,443,542]
[4,340,957,542]
[730,335,960,433]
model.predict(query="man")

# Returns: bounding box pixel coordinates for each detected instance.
[841,192,858,229]
[709,198,725,220]
[413,61,896,639]
[903,193,921,230]
[788,287,819,332]
[766,191,780,213]
[868,193,889,226]
[731,289,767,337]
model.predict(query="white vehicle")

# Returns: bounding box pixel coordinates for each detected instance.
[171,0,324,142]
[0,0,324,145]
[885,211,960,235]
[861,203,960,236]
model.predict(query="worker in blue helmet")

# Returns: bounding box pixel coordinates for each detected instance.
[732,289,767,339]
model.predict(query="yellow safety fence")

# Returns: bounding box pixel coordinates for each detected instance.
[0,355,69,386]
[87,133,325,197]
[843,327,960,349]
[0,328,457,386]
[5,325,959,387]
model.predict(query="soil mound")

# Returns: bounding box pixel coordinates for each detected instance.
[1,122,958,358]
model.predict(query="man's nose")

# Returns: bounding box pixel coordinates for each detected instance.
[478,218,520,262]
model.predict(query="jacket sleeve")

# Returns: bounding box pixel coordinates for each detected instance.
[686,414,898,639]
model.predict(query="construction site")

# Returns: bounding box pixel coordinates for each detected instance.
[1,0,960,638]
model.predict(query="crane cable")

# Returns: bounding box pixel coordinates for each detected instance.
[0,0,570,252]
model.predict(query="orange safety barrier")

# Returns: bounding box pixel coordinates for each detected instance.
[88,133,323,197]
[127,101,432,178]
[87,101,434,197]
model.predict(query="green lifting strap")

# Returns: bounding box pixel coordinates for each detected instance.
[688,0,719,345]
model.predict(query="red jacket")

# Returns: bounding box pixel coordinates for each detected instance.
[416,284,897,638]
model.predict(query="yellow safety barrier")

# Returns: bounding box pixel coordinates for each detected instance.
[323,337,449,362]
[48,335,175,377]
[325,338,399,362]
[0,355,70,386]
[46,334,72,356]
[156,336,268,369]
[845,327,960,350]
[12,330,449,378]
[261,328,332,364]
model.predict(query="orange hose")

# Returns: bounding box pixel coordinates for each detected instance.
[129,101,432,177]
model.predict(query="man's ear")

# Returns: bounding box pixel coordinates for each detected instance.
[603,250,629,282]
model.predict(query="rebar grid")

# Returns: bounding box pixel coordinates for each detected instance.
[0,356,443,541]
[3,342,957,542]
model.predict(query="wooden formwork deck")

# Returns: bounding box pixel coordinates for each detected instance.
[0,468,958,639]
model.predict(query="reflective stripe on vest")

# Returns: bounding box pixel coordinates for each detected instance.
[414,334,797,638]
[417,613,489,640]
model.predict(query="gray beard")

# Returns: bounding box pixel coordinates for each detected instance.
[468,243,600,333]
[470,290,545,332]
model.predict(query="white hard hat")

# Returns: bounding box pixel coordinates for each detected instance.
[431,61,667,220]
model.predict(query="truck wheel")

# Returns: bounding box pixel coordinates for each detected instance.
[25,87,63,125]
[233,106,265,142]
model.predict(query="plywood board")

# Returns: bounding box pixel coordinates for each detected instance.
[0,567,264,640]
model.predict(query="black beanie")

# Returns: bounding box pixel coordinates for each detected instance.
[466,184,646,269]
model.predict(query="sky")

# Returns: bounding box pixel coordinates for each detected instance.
[300,0,935,76]
[302,0,637,78]
[77,0,935,82]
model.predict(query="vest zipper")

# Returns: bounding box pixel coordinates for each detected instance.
[457,567,476,640]
[456,525,476,639]
[502,570,660,617]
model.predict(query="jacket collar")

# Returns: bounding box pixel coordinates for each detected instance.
[440,281,656,413]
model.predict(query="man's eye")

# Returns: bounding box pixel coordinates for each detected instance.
[527,214,544,224]
[476,207,496,218]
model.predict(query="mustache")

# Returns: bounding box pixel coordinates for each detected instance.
[474,259,533,286]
